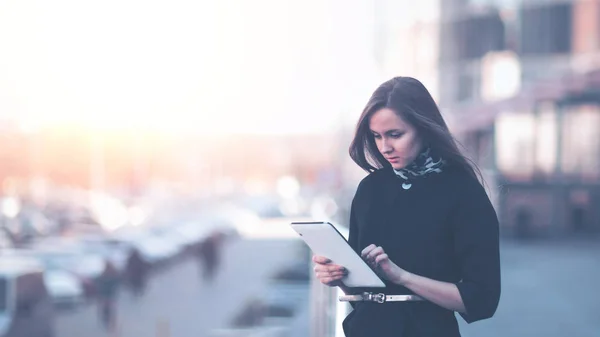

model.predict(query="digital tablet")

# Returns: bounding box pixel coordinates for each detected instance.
[290,221,385,288]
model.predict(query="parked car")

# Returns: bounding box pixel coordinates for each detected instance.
[1,248,102,299]
[71,235,132,274]
[0,256,56,337]
[112,228,179,265]
[43,270,85,308]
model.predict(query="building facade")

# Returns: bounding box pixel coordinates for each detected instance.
[440,0,600,237]
[375,0,600,237]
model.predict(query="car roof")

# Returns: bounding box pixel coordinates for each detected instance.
[0,257,44,277]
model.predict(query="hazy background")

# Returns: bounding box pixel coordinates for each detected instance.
[0,0,598,337]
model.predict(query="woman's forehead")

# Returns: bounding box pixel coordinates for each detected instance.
[369,108,410,130]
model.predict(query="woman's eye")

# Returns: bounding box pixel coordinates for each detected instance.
[390,133,402,138]
[373,134,381,139]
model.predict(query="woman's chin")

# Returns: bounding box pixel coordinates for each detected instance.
[390,162,406,170]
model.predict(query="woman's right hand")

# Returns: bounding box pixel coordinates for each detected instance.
[312,255,348,286]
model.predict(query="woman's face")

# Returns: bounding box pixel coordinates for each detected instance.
[369,108,423,170]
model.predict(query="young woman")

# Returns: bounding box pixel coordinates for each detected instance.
[313,77,501,337]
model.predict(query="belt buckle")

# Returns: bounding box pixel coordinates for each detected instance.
[363,292,386,303]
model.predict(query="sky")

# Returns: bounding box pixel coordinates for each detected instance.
[0,0,382,135]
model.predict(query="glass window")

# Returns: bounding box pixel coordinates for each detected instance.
[519,3,572,55]
[495,111,536,178]
[441,11,506,62]
[497,103,600,180]
[534,102,557,174]
[561,105,600,178]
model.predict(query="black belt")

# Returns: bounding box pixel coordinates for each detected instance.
[339,292,425,304]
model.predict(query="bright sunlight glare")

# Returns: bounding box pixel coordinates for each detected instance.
[0,0,380,135]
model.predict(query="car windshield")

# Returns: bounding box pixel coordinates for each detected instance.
[38,254,75,271]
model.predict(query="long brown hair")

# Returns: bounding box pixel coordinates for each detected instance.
[349,77,482,182]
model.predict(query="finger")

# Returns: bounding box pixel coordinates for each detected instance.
[366,246,385,261]
[331,274,347,280]
[327,270,348,278]
[315,272,327,279]
[315,269,348,278]
[314,261,341,270]
[321,278,336,285]
[314,264,343,273]
[313,256,331,264]
[317,267,348,277]
[320,276,335,285]
[321,275,344,285]
[326,265,346,273]
[314,265,329,273]
[361,244,377,258]
[374,253,389,265]
[334,272,347,279]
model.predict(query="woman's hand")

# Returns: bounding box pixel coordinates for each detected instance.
[312,255,348,286]
[361,244,410,285]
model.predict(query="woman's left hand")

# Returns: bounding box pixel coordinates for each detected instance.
[361,244,410,285]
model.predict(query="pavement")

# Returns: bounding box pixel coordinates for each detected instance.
[55,234,600,337]
[458,239,600,337]
[55,237,305,337]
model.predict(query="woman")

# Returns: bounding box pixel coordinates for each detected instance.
[313,77,500,336]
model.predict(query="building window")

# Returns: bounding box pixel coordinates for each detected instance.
[519,3,572,55]
[534,102,557,175]
[456,73,474,102]
[561,105,600,179]
[441,11,506,62]
[495,111,536,179]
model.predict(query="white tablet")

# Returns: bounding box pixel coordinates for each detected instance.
[290,221,385,288]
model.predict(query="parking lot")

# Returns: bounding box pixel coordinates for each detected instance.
[55,237,309,337]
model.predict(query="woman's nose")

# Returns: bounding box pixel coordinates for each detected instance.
[381,139,393,153]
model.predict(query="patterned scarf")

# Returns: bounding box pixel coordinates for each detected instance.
[392,148,445,190]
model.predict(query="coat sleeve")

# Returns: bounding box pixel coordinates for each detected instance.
[451,177,501,323]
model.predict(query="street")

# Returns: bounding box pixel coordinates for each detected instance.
[55,236,600,337]
[459,240,600,337]
[55,237,305,337]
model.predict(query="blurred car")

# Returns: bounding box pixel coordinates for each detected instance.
[112,227,180,265]
[224,263,310,334]
[0,256,56,337]
[271,262,310,283]
[168,222,214,248]
[227,294,299,335]
[261,280,308,327]
[30,235,126,274]
[43,270,85,307]
[146,226,191,253]
[133,235,180,265]
[73,235,132,274]
[0,247,103,299]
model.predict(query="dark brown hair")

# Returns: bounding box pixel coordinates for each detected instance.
[349,76,482,182]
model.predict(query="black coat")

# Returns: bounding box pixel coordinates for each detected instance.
[342,165,501,337]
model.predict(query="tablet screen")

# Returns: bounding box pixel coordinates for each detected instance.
[290,221,385,288]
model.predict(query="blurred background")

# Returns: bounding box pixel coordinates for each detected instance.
[0,0,598,336]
